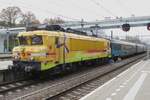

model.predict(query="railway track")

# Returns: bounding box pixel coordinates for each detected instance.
[0,75,56,95]
[0,79,38,94]
[0,54,145,100]
[50,56,142,100]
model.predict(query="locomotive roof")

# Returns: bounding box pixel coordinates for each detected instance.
[18,30,109,42]
[111,40,146,47]
[111,39,140,46]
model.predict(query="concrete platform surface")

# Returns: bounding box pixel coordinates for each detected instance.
[0,53,12,58]
[0,61,12,70]
[80,59,150,100]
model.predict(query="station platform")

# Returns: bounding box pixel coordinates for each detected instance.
[0,61,12,70]
[0,53,12,70]
[0,61,12,82]
[80,59,150,100]
[0,53,11,58]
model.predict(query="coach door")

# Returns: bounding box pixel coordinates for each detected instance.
[55,35,70,64]
[54,37,60,64]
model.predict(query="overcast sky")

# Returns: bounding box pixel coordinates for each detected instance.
[0,0,150,21]
[0,0,150,43]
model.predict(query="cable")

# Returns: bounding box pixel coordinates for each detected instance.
[113,0,134,16]
[14,0,105,21]
[89,0,117,17]
[60,0,105,18]
[13,0,80,21]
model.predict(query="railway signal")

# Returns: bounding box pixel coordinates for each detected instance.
[147,23,150,31]
[122,24,130,32]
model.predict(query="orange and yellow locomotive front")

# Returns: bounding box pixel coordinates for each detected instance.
[12,30,111,72]
[12,31,59,72]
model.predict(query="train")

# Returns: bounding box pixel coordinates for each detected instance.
[111,39,145,61]
[9,25,146,74]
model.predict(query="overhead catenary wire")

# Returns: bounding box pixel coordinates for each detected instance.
[19,0,105,21]
[2,0,131,21]
[63,0,105,18]
[11,0,106,21]
[11,0,81,21]
[89,0,117,17]
[113,0,134,16]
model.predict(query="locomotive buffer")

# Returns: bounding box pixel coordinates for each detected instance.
[80,59,150,100]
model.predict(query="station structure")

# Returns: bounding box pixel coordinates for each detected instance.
[0,16,150,53]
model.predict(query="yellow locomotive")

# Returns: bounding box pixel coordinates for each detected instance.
[11,26,111,73]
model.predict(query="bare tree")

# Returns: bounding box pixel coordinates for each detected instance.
[20,11,40,26]
[0,6,22,27]
[0,21,7,27]
[43,17,64,24]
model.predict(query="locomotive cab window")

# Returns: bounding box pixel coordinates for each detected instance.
[31,35,43,45]
[18,36,29,45]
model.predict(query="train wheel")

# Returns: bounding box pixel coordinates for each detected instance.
[118,57,122,61]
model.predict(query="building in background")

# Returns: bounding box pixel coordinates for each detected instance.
[0,27,25,53]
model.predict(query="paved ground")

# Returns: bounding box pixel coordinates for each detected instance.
[0,53,11,58]
[80,59,150,100]
[0,53,12,70]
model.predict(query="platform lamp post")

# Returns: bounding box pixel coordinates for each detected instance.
[81,19,84,33]
[110,30,113,40]
[95,24,98,37]
[6,29,10,52]
[146,44,150,59]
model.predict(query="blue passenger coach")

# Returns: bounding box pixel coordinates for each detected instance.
[110,40,145,61]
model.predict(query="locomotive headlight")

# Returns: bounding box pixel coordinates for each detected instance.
[14,56,18,59]
[13,52,20,60]
[30,56,34,61]
[14,55,20,60]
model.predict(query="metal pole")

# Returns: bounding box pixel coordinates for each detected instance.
[96,26,98,37]
[147,45,149,59]
[81,19,84,32]
[111,30,113,40]
[6,29,9,52]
